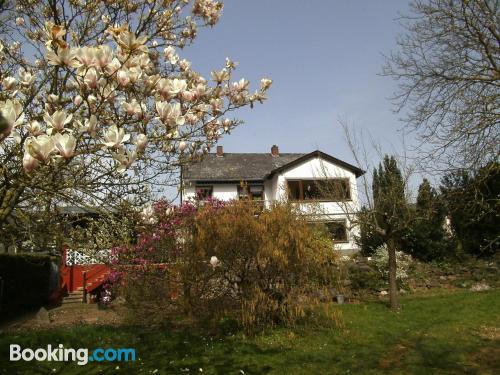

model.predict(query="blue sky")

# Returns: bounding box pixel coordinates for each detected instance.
[182,0,413,166]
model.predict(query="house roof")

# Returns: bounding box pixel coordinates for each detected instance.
[182,150,365,182]
[183,153,305,181]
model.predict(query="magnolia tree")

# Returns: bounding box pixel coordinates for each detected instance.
[0,0,271,236]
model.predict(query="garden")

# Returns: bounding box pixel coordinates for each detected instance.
[1,290,499,374]
[0,0,499,373]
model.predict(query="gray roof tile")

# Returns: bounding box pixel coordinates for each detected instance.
[182,150,365,181]
[183,153,305,181]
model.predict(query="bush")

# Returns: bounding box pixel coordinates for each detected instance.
[114,200,338,332]
[0,253,54,316]
[372,245,413,287]
[348,266,385,292]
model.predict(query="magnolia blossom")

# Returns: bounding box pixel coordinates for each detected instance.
[155,101,185,126]
[163,46,178,64]
[135,134,148,153]
[87,95,97,105]
[44,22,67,49]
[83,68,99,89]
[53,133,76,158]
[81,115,97,137]
[26,135,54,161]
[231,78,249,92]
[116,31,148,53]
[15,17,25,26]
[167,79,187,96]
[95,45,113,68]
[179,59,191,71]
[0,99,24,139]
[178,141,187,152]
[210,98,224,114]
[76,46,96,67]
[211,69,230,83]
[0,5,272,216]
[27,121,44,136]
[22,152,39,173]
[260,78,273,90]
[46,47,78,67]
[43,110,72,134]
[73,95,83,106]
[117,69,131,87]
[193,83,207,98]
[113,150,137,172]
[103,125,130,148]
[180,90,195,102]
[122,99,142,116]
[2,77,17,90]
[18,68,35,87]
[128,67,142,84]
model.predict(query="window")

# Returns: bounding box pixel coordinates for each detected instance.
[238,184,264,201]
[287,180,302,200]
[325,221,348,242]
[195,186,213,200]
[238,184,264,213]
[286,179,351,201]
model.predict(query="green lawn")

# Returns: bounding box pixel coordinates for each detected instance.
[1,290,499,374]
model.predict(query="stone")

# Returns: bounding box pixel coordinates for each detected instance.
[470,283,490,292]
[36,307,51,324]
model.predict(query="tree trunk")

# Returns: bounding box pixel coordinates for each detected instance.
[0,185,24,226]
[387,238,399,310]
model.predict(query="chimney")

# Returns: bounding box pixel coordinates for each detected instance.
[216,145,224,157]
[271,144,279,157]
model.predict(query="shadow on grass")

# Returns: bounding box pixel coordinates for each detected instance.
[0,291,498,374]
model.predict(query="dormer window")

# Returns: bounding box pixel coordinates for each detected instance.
[195,186,213,200]
[238,184,264,201]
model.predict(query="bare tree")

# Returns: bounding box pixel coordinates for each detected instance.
[383,0,500,171]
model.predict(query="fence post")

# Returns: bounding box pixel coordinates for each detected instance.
[82,271,87,303]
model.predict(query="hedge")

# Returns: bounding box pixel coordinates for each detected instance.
[0,253,54,316]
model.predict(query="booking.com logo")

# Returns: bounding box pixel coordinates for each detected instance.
[10,344,136,366]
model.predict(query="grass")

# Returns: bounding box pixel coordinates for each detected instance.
[0,290,499,374]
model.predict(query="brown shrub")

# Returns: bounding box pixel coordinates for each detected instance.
[117,200,339,332]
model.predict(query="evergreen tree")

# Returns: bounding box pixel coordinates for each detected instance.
[440,163,499,257]
[409,179,451,260]
[372,155,407,239]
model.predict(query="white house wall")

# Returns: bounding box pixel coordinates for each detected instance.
[182,155,361,252]
[273,156,361,252]
[183,183,238,201]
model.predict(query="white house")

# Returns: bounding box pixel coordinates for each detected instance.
[181,145,365,252]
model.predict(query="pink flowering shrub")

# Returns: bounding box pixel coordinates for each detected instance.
[112,199,338,331]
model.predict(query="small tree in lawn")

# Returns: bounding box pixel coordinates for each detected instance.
[0,0,272,250]
[371,155,410,310]
[318,131,413,310]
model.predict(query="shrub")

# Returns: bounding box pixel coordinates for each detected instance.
[372,244,413,286]
[348,266,385,292]
[0,253,54,315]
[114,200,338,332]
